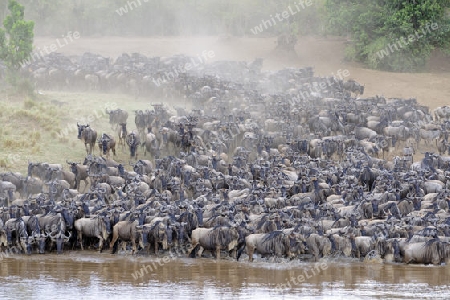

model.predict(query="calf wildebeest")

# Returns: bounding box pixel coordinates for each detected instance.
[110,220,140,255]
[118,123,127,150]
[98,133,116,158]
[126,131,140,159]
[77,123,98,155]
[66,161,90,192]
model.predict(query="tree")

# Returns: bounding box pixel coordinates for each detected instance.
[0,0,34,73]
[323,0,450,72]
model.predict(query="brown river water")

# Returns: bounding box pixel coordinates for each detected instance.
[1,251,450,300]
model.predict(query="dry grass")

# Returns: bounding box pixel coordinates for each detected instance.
[0,89,187,175]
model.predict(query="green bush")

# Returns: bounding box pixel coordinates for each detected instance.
[323,0,450,72]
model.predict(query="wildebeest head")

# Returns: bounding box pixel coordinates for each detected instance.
[195,208,204,227]
[19,236,33,255]
[61,208,75,230]
[35,233,48,254]
[127,132,139,157]
[138,225,152,249]
[102,214,111,236]
[27,162,34,177]
[77,123,84,139]
[102,139,109,154]
[0,228,8,247]
[156,222,169,250]
[166,224,174,247]
[50,229,71,254]
[287,233,305,258]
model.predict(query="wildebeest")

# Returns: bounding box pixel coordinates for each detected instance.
[133,160,153,176]
[4,217,30,254]
[245,231,300,262]
[142,131,160,158]
[0,172,25,198]
[98,133,116,158]
[126,131,140,159]
[0,181,16,205]
[27,162,62,181]
[433,106,450,121]
[74,213,111,252]
[48,221,71,254]
[110,220,140,255]
[66,161,90,192]
[139,217,174,255]
[107,108,129,129]
[118,123,127,150]
[404,239,446,265]
[188,226,239,260]
[343,79,364,97]
[77,123,98,155]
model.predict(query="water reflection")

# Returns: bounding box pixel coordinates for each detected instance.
[1,252,450,299]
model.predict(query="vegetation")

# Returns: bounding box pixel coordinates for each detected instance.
[0,0,34,71]
[4,0,323,37]
[323,0,450,71]
[1,0,449,73]
[0,0,34,92]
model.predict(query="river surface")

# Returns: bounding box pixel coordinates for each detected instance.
[1,251,450,300]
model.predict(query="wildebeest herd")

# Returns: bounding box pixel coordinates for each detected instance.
[2,51,450,265]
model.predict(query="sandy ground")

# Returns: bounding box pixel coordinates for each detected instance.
[33,35,450,110]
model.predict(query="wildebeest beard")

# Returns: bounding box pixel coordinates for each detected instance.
[130,144,137,157]
[77,126,83,139]
[102,140,108,154]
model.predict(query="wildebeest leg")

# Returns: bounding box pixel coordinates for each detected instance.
[154,241,159,255]
[197,245,205,258]
[132,239,136,255]
[187,243,198,258]
[247,246,255,262]
[98,236,104,253]
[216,245,221,260]
[78,230,84,251]
[229,248,237,259]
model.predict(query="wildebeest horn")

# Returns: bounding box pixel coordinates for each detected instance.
[64,232,71,242]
